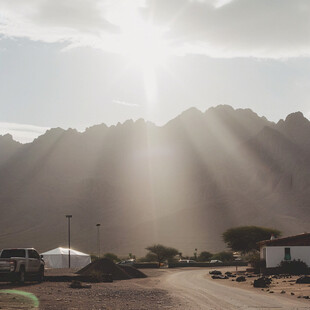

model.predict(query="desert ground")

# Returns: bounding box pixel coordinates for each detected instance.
[1,267,310,309]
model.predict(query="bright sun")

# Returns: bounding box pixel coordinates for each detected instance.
[106,3,171,108]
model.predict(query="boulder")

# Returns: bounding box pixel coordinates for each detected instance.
[211,275,228,279]
[209,270,222,275]
[70,280,92,289]
[236,276,246,282]
[253,277,272,288]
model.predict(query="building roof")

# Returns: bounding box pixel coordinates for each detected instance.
[258,232,310,247]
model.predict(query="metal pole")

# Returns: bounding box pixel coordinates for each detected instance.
[96,224,101,258]
[66,215,72,268]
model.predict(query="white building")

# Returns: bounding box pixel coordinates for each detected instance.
[258,233,310,269]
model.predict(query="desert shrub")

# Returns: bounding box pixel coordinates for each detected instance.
[145,244,179,264]
[103,253,120,263]
[137,253,157,262]
[211,251,234,262]
[279,259,308,275]
[245,251,260,268]
[197,251,213,262]
[90,254,99,262]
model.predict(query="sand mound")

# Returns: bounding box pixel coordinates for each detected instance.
[118,265,147,278]
[77,258,131,280]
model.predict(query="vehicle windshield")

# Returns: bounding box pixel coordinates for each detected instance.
[1,249,26,258]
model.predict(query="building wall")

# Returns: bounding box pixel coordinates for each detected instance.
[263,246,310,268]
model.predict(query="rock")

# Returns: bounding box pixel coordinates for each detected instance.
[211,275,228,279]
[84,284,92,288]
[296,276,310,284]
[303,296,310,299]
[253,277,272,288]
[291,292,295,295]
[70,280,92,289]
[70,280,83,288]
[209,270,222,275]
[280,290,286,294]
[236,276,246,282]
[269,291,274,294]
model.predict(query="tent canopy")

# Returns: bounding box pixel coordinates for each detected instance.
[41,247,91,269]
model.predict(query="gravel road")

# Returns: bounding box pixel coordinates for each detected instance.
[163,269,310,310]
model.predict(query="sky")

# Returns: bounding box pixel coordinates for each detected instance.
[1,0,310,143]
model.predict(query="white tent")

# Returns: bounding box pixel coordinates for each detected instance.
[41,247,91,269]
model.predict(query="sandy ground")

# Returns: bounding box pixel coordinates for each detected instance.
[0,268,178,310]
[205,266,310,301]
[1,267,310,309]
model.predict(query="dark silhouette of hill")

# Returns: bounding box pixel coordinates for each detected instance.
[0,105,309,256]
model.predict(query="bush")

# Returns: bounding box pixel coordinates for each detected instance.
[138,253,158,262]
[211,251,234,262]
[223,226,281,253]
[197,251,213,262]
[279,259,309,275]
[103,253,120,263]
[90,254,99,262]
[145,244,179,264]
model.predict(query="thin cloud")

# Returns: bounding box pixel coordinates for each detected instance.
[0,122,49,144]
[1,0,310,59]
[113,99,140,107]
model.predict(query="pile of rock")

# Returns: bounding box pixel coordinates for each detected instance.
[77,258,147,282]
[253,277,272,288]
[296,276,310,284]
[209,270,228,279]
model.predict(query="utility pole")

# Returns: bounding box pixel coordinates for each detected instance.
[66,215,72,268]
[96,224,101,259]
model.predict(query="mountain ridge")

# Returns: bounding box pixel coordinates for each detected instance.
[0,105,309,256]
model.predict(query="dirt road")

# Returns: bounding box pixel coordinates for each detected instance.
[163,269,310,310]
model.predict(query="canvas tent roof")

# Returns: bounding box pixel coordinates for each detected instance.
[41,247,91,269]
[42,247,89,256]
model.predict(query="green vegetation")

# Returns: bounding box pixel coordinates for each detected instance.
[103,253,120,263]
[197,251,213,262]
[138,252,158,262]
[223,226,281,253]
[211,251,234,262]
[90,254,99,262]
[145,244,179,264]
[279,259,308,275]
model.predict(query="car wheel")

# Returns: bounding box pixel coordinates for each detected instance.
[37,267,44,283]
[18,267,25,284]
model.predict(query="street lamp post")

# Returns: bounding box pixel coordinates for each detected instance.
[96,224,101,259]
[65,215,72,268]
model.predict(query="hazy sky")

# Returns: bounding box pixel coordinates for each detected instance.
[1,0,310,142]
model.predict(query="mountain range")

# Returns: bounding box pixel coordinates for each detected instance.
[0,105,310,256]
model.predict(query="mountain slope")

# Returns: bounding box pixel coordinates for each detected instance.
[0,106,309,256]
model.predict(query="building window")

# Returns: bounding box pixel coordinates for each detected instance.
[284,248,291,261]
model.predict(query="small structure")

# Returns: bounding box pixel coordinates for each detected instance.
[41,247,91,269]
[258,233,310,268]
